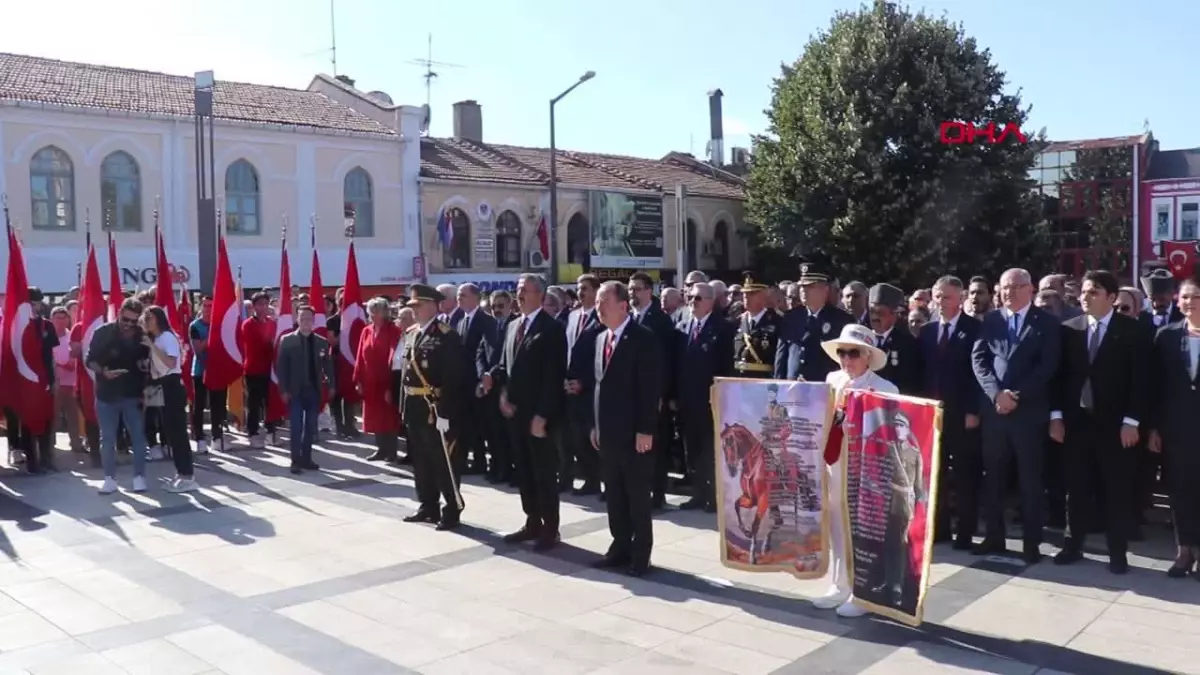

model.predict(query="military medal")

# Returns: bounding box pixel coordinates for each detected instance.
[421,360,429,368]
[822,322,831,335]
[890,351,899,366]
[760,338,769,350]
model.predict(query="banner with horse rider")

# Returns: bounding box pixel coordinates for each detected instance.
[840,390,942,626]
[712,379,833,579]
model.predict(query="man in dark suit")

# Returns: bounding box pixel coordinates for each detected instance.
[482,274,568,550]
[672,282,733,511]
[971,268,1061,563]
[1049,270,1150,574]
[919,275,982,547]
[475,290,516,484]
[630,272,677,509]
[563,275,602,495]
[776,263,853,383]
[589,281,663,576]
[840,281,870,326]
[869,283,922,395]
[454,283,494,476]
[1140,267,1184,331]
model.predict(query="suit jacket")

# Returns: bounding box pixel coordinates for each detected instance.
[565,307,599,360]
[1149,321,1200,446]
[875,325,922,395]
[491,310,568,424]
[1052,312,1149,430]
[634,300,677,400]
[919,313,981,417]
[971,306,1061,418]
[675,313,733,412]
[475,313,513,379]
[454,310,493,392]
[775,305,854,382]
[275,330,334,398]
[590,322,662,452]
[1140,307,1183,333]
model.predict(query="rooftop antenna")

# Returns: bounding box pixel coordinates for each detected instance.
[329,0,338,76]
[407,33,464,111]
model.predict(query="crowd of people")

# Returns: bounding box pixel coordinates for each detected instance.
[5,260,1199,606]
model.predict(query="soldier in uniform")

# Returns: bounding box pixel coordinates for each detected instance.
[776,262,854,382]
[733,273,782,378]
[873,408,927,608]
[399,284,466,531]
[869,283,923,395]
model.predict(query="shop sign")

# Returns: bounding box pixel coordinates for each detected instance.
[121,265,191,286]
[939,121,1028,145]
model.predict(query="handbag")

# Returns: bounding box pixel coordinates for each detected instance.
[143,333,176,408]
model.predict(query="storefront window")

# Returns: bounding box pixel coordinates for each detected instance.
[1182,202,1199,240]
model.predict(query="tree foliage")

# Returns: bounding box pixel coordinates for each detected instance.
[746,0,1052,288]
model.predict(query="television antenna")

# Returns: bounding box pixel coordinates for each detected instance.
[407,33,464,113]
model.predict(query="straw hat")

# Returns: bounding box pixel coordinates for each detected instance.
[821,323,888,372]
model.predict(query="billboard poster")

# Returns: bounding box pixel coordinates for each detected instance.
[588,191,664,268]
[712,378,833,579]
[841,390,942,626]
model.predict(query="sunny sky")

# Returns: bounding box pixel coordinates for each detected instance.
[2,0,1193,159]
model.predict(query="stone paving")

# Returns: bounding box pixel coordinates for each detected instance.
[0,434,1195,674]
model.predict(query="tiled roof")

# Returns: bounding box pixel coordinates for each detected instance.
[0,53,395,137]
[1145,148,1200,181]
[419,138,746,200]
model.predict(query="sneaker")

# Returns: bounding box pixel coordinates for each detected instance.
[149,445,165,461]
[9,449,25,465]
[318,412,332,432]
[268,430,280,446]
[836,599,868,618]
[812,587,849,610]
[249,435,266,450]
[99,477,118,495]
[194,439,209,455]
[131,475,148,493]
[167,478,199,493]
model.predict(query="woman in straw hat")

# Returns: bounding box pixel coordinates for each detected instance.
[812,323,898,618]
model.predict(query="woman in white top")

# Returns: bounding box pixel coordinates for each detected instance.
[814,323,899,618]
[141,306,198,493]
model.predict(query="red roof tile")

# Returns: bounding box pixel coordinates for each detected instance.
[0,52,394,137]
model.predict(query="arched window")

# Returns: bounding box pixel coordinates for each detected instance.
[567,213,590,268]
[29,146,76,230]
[224,160,261,235]
[343,167,374,237]
[495,210,522,269]
[711,220,730,270]
[685,218,699,272]
[100,151,142,232]
[441,207,472,269]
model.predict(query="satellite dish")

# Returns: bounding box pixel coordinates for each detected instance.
[366,90,394,105]
[420,103,431,135]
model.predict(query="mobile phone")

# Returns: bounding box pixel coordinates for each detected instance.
[108,368,129,375]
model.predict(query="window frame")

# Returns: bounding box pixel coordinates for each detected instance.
[1178,198,1200,241]
[224,159,262,236]
[495,210,523,269]
[29,145,77,231]
[100,150,143,232]
[343,167,374,238]
[441,207,472,269]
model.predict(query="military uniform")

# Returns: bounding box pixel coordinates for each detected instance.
[400,284,466,530]
[733,274,782,378]
[875,411,926,607]
[868,283,923,395]
[775,263,854,382]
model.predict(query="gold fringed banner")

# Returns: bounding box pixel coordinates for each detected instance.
[711,378,834,579]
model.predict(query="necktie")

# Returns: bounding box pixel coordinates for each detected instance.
[515,317,527,347]
[1087,320,1103,362]
[575,311,586,342]
[636,312,644,325]
[876,333,886,347]
[603,330,615,369]
[749,317,757,332]
[938,323,950,349]
[690,320,700,343]
[1009,313,1021,343]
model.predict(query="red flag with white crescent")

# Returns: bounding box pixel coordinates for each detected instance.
[178,283,195,402]
[309,245,331,406]
[337,241,366,402]
[269,240,294,422]
[107,232,122,321]
[74,244,107,423]
[1163,240,1197,281]
[203,237,245,390]
[3,228,54,434]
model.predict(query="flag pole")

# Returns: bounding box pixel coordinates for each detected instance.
[84,207,91,252]
[310,213,316,249]
[2,193,10,234]
[153,195,161,237]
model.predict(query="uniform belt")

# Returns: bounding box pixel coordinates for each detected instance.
[404,386,439,396]
[735,361,773,373]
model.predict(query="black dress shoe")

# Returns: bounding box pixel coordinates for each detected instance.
[651,494,666,510]
[1022,549,1043,565]
[404,511,439,524]
[592,555,631,569]
[1053,545,1084,565]
[952,535,974,551]
[1166,559,1195,578]
[289,465,303,475]
[703,503,717,514]
[435,518,461,532]
[573,482,601,496]
[971,539,1007,556]
[626,563,650,577]
[1108,555,1129,575]
[533,532,560,551]
[302,460,321,470]
[502,526,541,543]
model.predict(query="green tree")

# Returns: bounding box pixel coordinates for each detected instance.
[746,0,1052,288]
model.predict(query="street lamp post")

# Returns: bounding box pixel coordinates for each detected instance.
[548,70,595,282]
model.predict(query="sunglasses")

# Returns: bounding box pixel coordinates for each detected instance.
[688,295,708,302]
[119,316,138,324]
[836,348,861,359]
[1117,304,1133,313]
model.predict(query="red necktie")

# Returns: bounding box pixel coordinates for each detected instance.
[603,331,615,368]
[575,311,587,342]
[515,318,527,346]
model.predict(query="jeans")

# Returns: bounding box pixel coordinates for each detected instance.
[288,387,320,466]
[160,375,193,477]
[97,397,148,478]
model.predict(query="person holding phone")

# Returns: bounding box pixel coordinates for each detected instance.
[85,297,151,494]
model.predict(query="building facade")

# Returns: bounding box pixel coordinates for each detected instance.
[0,54,425,292]
[1140,148,1200,274]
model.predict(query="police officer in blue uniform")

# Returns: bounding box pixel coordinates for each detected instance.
[732,273,782,379]
[775,262,853,382]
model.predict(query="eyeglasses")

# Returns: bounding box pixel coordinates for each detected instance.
[1117,304,1133,313]
[836,348,861,359]
[119,316,137,325]
[688,295,708,303]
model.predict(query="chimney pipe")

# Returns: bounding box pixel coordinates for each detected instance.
[707,89,724,167]
[452,100,483,143]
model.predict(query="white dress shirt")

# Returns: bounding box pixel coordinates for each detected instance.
[1050,310,1137,427]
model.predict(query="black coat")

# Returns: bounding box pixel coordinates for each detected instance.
[918,313,982,417]
[675,313,733,413]
[1149,321,1200,446]
[490,310,568,425]
[775,305,854,382]
[971,307,1061,420]
[634,301,677,401]
[589,322,663,452]
[875,326,923,395]
[454,310,494,393]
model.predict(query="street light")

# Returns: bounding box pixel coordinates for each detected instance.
[548,71,596,281]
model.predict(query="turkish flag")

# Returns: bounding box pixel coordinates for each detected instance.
[1163,240,1198,281]
[2,228,54,434]
[309,246,332,406]
[269,240,294,422]
[177,284,195,402]
[75,244,107,423]
[106,232,122,321]
[336,241,366,402]
[203,237,245,390]
[153,228,182,333]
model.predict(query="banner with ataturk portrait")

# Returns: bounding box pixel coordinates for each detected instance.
[840,390,943,626]
[711,379,834,579]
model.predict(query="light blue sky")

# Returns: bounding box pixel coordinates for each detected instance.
[3,0,1191,158]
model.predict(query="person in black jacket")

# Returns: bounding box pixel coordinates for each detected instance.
[629,272,677,509]
[776,262,854,383]
[868,283,922,395]
[474,290,516,484]
[482,274,568,550]
[1140,267,1184,331]
[452,284,495,476]
[589,281,663,576]
[1049,270,1150,574]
